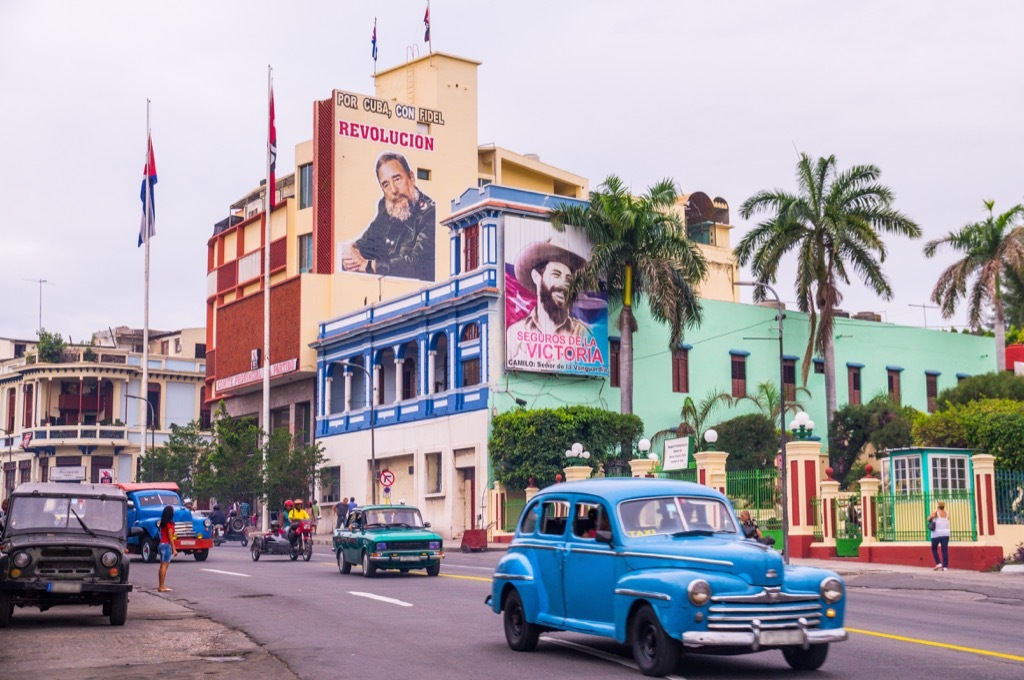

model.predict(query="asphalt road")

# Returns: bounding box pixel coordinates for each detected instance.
[3,543,1023,680]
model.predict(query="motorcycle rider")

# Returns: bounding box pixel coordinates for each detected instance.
[209,504,227,540]
[287,498,310,551]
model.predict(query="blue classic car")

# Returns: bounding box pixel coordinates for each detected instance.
[486,478,847,676]
[117,483,214,562]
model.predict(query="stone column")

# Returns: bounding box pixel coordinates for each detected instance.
[395,359,404,401]
[695,451,728,495]
[784,439,824,558]
[344,372,353,412]
[324,377,333,416]
[563,465,593,482]
[427,351,436,394]
[858,476,881,545]
[629,458,657,478]
[819,479,840,546]
[971,453,998,544]
[524,483,540,504]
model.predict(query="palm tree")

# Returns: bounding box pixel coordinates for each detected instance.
[549,175,707,414]
[651,390,734,453]
[924,200,1024,372]
[739,380,810,429]
[735,153,921,423]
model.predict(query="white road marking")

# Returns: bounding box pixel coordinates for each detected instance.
[348,591,414,607]
[541,636,687,680]
[201,568,251,578]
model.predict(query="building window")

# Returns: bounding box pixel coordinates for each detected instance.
[195,343,207,359]
[174,338,182,354]
[147,383,161,430]
[926,373,939,413]
[609,339,620,388]
[160,340,169,355]
[298,233,313,273]
[199,387,212,430]
[931,456,968,492]
[463,225,479,272]
[425,451,442,494]
[461,358,481,387]
[402,359,417,400]
[888,370,901,404]
[814,361,825,375]
[299,163,313,210]
[90,456,114,484]
[848,366,862,406]
[671,348,689,393]
[892,456,922,495]
[731,355,747,398]
[783,359,797,403]
[461,323,480,343]
[294,401,311,446]
[23,384,33,428]
[321,466,340,503]
[417,168,431,181]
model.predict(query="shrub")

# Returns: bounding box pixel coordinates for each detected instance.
[829,397,914,487]
[936,372,1024,411]
[710,413,777,471]
[914,399,1024,469]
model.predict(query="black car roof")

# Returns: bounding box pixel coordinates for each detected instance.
[12,483,127,500]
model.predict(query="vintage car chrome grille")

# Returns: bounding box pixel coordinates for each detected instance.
[41,547,92,558]
[36,558,96,577]
[385,541,434,551]
[707,588,822,631]
[174,521,197,538]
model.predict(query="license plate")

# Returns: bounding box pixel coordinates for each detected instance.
[47,582,82,594]
[399,556,420,562]
[178,539,195,546]
[760,629,805,646]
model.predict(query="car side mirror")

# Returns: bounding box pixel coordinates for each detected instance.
[594,529,613,544]
[423,522,431,528]
[127,501,135,510]
[130,526,144,537]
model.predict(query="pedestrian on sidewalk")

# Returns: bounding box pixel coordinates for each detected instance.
[928,501,951,570]
[157,505,178,592]
[335,498,349,529]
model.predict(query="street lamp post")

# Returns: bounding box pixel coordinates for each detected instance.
[1,427,12,502]
[335,360,378,504]
[124,394,156,481]
[735,280,790,564]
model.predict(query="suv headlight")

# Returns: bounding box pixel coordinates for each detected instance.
[428,541,441,550]
[13,552,31,569]
[375,542,387,551]
[821,577,844,603]
[101,551,119,568]
[687,579,711,606]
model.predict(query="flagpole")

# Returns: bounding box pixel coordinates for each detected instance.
[141,99,151,474]
[427,1,433,54]
[261,65,272,534]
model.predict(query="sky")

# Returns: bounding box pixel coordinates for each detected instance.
[2,1,1022,343]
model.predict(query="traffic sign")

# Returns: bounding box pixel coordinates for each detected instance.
[379,469,395,486]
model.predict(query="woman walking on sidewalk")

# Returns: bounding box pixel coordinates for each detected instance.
[157,505,178,592]
[928,501,951,571]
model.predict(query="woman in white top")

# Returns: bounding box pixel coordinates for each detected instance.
[928,501,951,570]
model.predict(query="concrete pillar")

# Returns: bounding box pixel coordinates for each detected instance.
[971,453,998,544]
[784,440,824,557]
[563,465,593,482]
[628,458,657,478]
[859,477,881,545]
[428,351,436,394]
[372,365,381,406]
[395,359,404,401]
[524,483,540,504]
[819,480,840,546]
[695,451,728,495]
[344,372,353,412]
[324,377,333,415]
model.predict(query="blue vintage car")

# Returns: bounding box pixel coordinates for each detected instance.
[117,483,214,562]
[486,478,847,676]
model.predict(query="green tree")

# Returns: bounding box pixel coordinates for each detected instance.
[738,381,810,430]
[935,371,1024,410]
[194,404,263,508]
[651,389,733,454]
[36,328,66,363]
[736,154,921,424]
[137,420,212,498]
[263,428,326,511]
[549,175,707,415]
[924,199,1024,372]
[712,413,778,470]
[915,399,1024,469]
[829,397,914,487]
[489,406,644,489]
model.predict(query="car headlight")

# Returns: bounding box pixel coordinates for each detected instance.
[821,577,844,603]
[204,519,212,528]
[687,579,711,606]
[101,551,119,568]
[428,541,441,550]
[375,542,387,551]
[13,552,31,569]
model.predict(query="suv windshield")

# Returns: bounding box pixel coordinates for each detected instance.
[363,509,425,528]
[6,496,125,533]
[619,496,737,537]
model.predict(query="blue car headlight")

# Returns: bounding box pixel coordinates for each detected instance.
[429,541,441,550]
[375,542,387,551]
[821,577,844,604]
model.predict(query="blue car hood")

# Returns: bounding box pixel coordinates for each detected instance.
[623,535,785,587]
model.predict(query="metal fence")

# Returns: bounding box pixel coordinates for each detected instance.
[875,491,976,542]
[725,468,781,530]
[655,468,698,483]
[995,468,1024,525]
[499,491,527,533]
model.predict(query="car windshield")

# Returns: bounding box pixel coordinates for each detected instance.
[363,509,425,528]
[618,496,737,537]
[6,496,125,533]
[136,492,181,507]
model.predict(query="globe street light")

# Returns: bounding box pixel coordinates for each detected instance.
[638,437,657,461]
[566,442,591,461]
[703,428,718,452]
[335,360,378,504]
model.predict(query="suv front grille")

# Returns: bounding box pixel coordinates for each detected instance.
[707,588,822,631]
[37,558,96,577]
[41,547,92,558]
[175,521,197,538]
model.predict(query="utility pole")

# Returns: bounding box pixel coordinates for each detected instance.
[24,278,54,333]
[908,303,939,329]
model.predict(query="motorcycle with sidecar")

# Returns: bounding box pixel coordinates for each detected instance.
[250,519,313,561]
[213,513,249,547]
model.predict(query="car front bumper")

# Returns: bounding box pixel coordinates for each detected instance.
[369,551,443,566]
[682,627,847,649]
[1,579,133,595]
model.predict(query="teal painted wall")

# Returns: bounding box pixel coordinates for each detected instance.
[494,299,996,454]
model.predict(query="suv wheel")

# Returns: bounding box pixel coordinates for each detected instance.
[108,593,128,626]
[0,590,12,628]
[503,589,539,651]
[194,549,209,562]
[631,604,681,677]
[362,551,376,577]
[141,537,159,563]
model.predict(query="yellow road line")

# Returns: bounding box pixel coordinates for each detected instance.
[440,573,491,582]
[848,627,1024,662]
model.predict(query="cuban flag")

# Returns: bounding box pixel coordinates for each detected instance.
[423,5,430,42]
[371,19,378,62]
[269,85,277,209]
[138,135,157,247]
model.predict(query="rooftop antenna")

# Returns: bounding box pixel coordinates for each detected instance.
[908,303,939,329]
[24,278,54,333]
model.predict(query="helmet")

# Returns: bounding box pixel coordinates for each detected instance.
[183,498,193,507]
[270,520,280,529]
[284,500,294,508]
[294,499,304,507]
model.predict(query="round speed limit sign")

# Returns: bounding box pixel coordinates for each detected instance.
[378,469,395,486]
